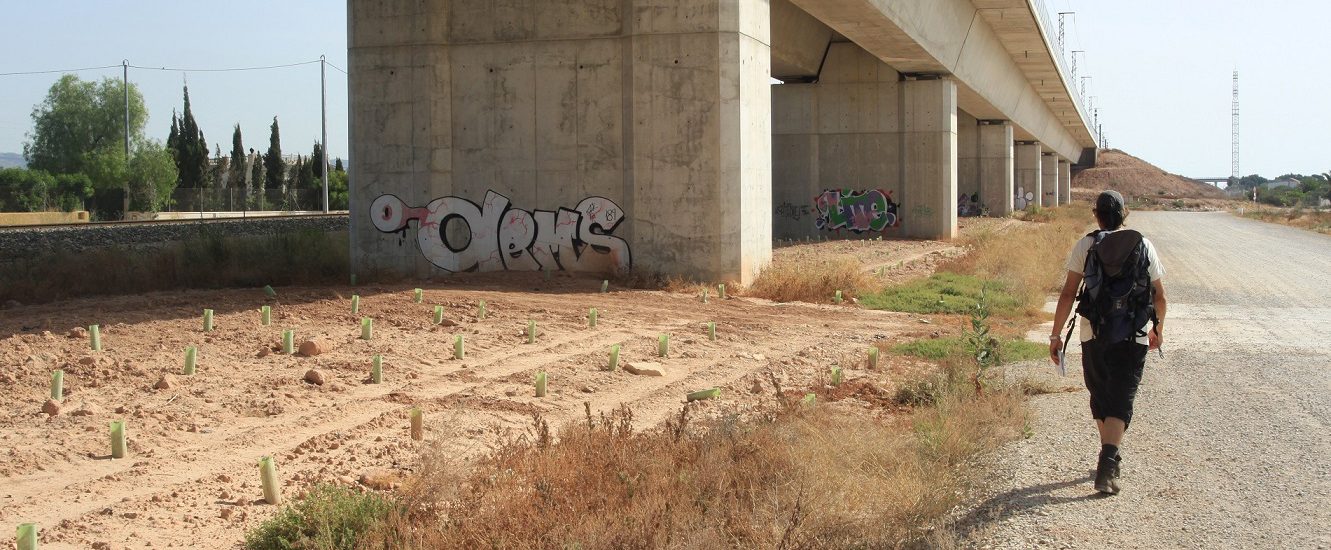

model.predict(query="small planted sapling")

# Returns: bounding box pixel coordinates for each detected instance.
[350,295,360,315]
[454,335,465,360]
[261,305,272,326]
[658,334,670,358]
[409,408,423,440]
[830,367,843,386]
[371,355,383,383]
[361,318,373,340]
[110,420,127,458]
[202,309,214,332]
[527,320,537,344]
[707,322,717,342]
[868,347,879,369]
[608,344,621,371]
[588,308,598,329]
[282,330,295,355]
[534,371,548,397]
[686,388,720,402]
[183,347,197,375]
[413,288,423,303]
[259,456,281,505]
[433,305,445,325]
[89,324,101,351]
[51,370,64,401]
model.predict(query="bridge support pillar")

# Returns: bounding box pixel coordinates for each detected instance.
[978,121,1014,216]
[1058,160,1072,205]
[1014,142,1042,210]
[348,0,773,284]
[900,78,958,239]
[771,43,956,241]
[1041,152,1060,207]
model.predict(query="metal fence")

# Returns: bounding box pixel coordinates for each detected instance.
[166,188,324,213]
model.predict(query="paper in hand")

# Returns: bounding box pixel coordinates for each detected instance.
[1056,346,1068,377]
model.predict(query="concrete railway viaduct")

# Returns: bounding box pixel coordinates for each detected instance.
[347,0,1098,284]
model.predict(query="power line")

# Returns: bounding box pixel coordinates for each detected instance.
[326,62,347,75]
[0,64,122,77]
[128,60,323,73]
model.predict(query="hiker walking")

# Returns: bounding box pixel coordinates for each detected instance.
[1049,190,1168,495]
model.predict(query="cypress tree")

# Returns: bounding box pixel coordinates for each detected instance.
[229,124,247,190]
[250,149,265,194]
[310,142,325,180]
[264,117,284,189]
[334,158,344,172]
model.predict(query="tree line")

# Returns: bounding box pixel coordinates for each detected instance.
[0,75,349,217]
[1229,173,1331,208]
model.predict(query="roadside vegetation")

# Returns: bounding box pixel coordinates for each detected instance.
[242,206,1089,549]
[1238,204,1331,236]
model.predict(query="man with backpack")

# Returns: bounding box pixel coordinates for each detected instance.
[1049,190,1168,495]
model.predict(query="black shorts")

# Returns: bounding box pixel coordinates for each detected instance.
[1080,339,1148,428]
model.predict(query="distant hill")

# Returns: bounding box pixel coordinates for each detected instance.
[0,152,25,169]
[1073,149,1226,200]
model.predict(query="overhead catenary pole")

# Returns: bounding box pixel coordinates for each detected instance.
[1057,12,1074,57]
[123,60,130,218]
[321,55,329,213]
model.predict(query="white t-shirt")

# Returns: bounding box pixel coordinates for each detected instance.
[1063,229,1164,344]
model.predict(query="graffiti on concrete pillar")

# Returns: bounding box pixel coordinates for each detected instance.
[775,201,811,222]
[1014,187,1036,210]
[813,189,900,233]
[369,190,631,274]
[958,192,983,217]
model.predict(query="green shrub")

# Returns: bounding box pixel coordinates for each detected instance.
[244,485,395,550]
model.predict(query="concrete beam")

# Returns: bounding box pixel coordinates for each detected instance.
[1014,142,1041,210]
[771,0,833,80]
[978,121,1014,216]
[1041,152,1059,206]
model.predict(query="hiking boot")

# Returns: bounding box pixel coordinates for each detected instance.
[1094,454,1121,495]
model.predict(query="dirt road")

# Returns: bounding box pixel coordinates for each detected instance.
[963,211,1331,549]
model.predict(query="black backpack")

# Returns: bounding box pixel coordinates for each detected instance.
[1074,229,1157,343]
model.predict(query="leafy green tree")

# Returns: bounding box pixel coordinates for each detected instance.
[23,75,147,191]
[1236,174,1268,190]
[334,158,344,173]
[264,117,285,189]
[0,168,55,211]
[210,145,228,190]
[127,142,179,212]
[328,169,349,210]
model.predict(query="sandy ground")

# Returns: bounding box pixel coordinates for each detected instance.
[0,224,1003,549]
[960,212,1331,549]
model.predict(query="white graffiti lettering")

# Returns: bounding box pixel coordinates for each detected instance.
[370,190,631,274]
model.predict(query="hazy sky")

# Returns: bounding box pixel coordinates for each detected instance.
[1050,0,1331,178]
[1,1,1326,178]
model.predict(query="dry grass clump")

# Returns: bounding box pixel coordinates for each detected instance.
[942,205,1093,313]
[347,379,1026,550]
[743,256,875,303]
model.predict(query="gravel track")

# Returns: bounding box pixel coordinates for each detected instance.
[961,211,1331,549]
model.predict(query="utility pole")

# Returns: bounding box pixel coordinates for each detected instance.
[320,55,329,213]
[1071,50,1084,85]
[1232,70,1240,181]
[1081,76,1091,101]
[1057,12,1074,58]
[122,60,130,218]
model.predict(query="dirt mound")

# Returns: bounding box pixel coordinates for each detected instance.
[1073,149,1226,200]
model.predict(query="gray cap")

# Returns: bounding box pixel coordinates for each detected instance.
[1095,190,1126,227]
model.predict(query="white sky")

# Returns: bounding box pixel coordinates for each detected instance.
[1,1,1326,178]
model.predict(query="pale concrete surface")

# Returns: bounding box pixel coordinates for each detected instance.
[958,110,981,205]
[1015,143,1041,210]
[1058,160,1072,205]
[348,0,772,284]
[0,211,89,225]
[1041,152,1060,207]
[978,121,1014,216]
[962,212,1331,549]
[900,78,958,240]
[770,0,833,79]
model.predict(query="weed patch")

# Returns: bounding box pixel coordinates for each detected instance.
[244,485,395,550]
[891,336,1044,363]
[860,273,1022,315]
